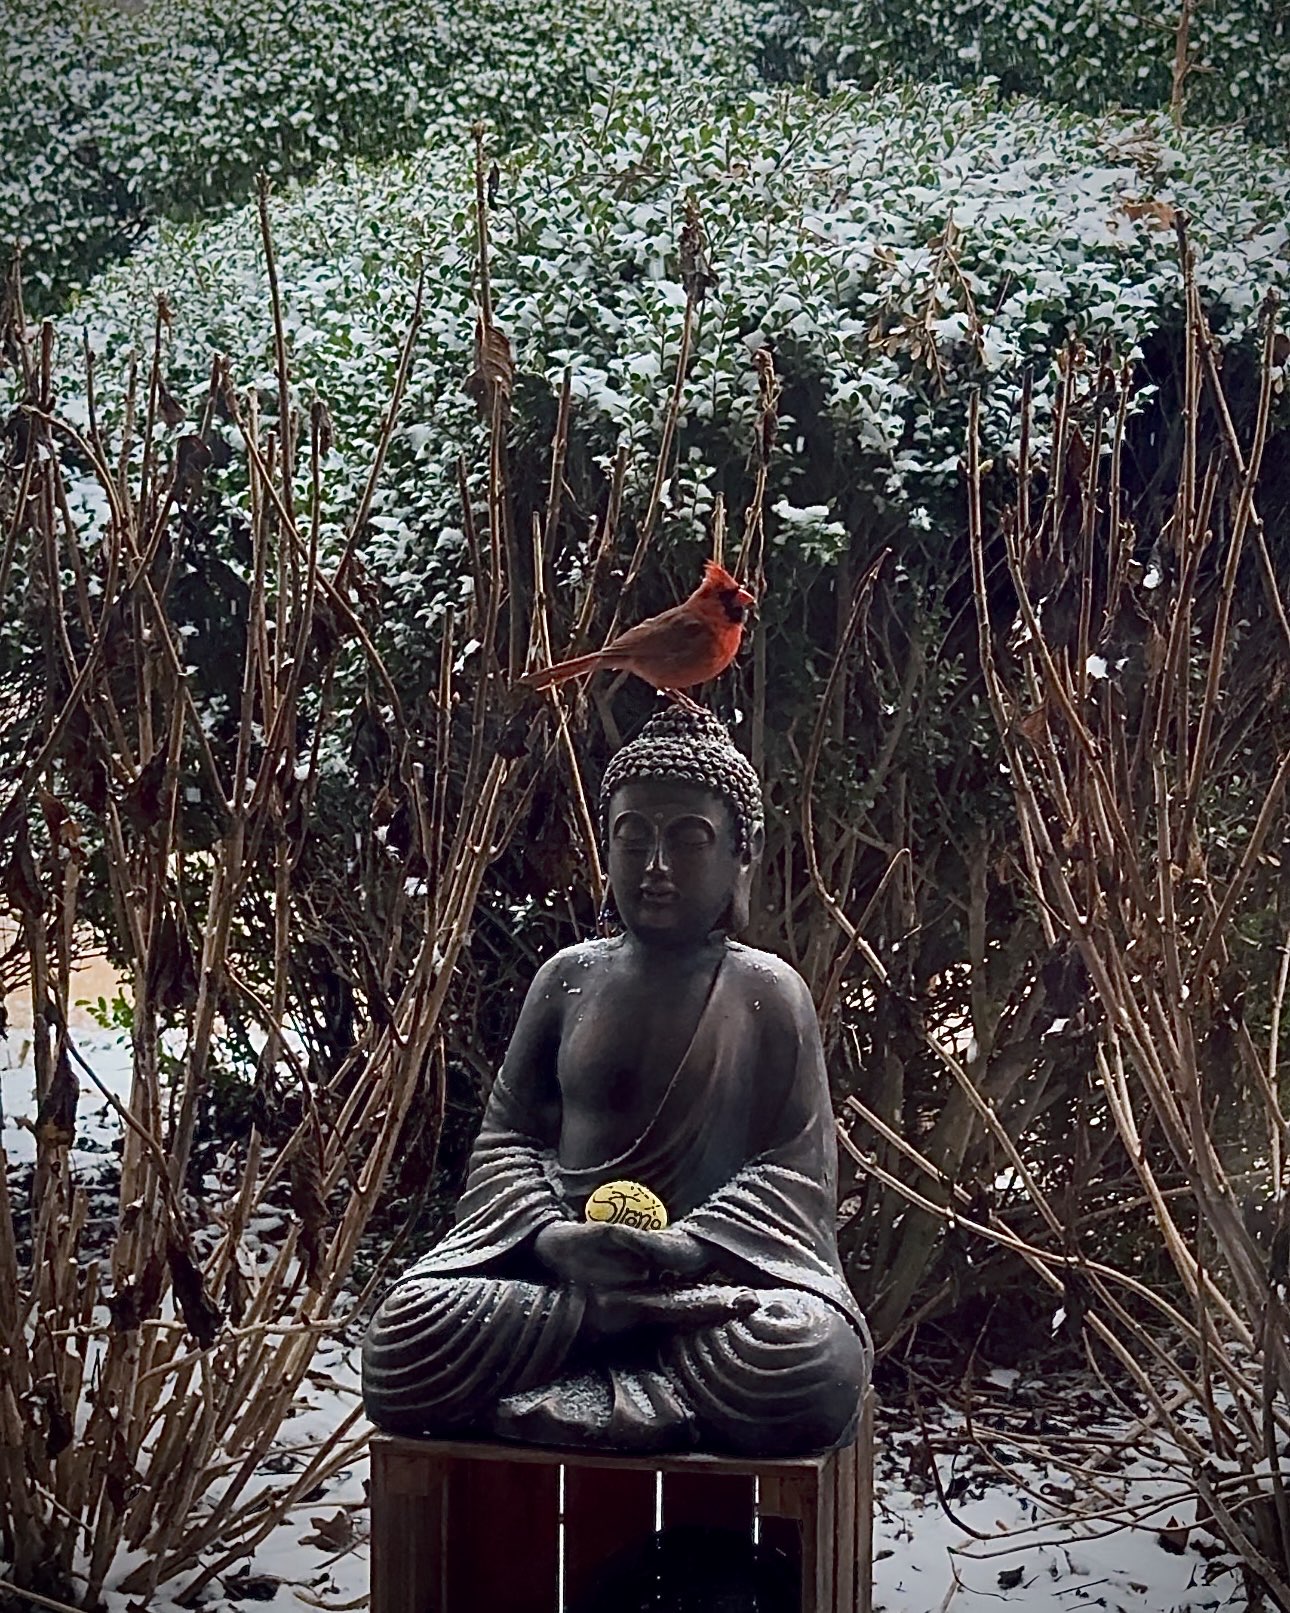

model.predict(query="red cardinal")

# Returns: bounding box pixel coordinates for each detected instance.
[520,561,756,698]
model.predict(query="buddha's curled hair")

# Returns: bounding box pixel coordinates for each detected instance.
[599,707,764,859]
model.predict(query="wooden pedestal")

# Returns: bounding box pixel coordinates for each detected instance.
[369,1386,874,1613]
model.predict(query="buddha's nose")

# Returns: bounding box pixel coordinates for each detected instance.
[642,851,677,891]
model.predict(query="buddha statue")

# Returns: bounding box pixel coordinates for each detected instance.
[362,707,872,1456]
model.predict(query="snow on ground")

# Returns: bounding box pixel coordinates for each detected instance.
[142,1366,1245,1613]
[1,1018,129,1173]
[193,1334,371,1613]
[1,1032,1250,1612]
[869,1374,1245,1613]
[145,1367,1246,1613]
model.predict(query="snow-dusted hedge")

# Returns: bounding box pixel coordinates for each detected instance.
[3,0,769,310]
[44,81,1290,670]
[770,0,1290,148]
[9,0,1284,314]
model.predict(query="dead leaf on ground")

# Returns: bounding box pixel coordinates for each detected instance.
[1157,1515,1191,1554]
[223,1572,280,1602]
[301,1508,357,1552]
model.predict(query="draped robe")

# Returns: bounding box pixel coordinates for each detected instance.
[362,941,873,1455]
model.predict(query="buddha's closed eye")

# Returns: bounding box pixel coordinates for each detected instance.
[612,813,716,853]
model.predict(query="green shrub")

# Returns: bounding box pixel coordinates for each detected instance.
[37,81,1288,610]
[8,0,1284,313]
[16,74,1287,1030]
[1,0,770,309]
[769,0,1290,147]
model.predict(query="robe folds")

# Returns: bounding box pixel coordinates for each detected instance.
[362,942,873,1454]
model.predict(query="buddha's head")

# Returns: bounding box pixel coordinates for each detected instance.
[599,708,765,947]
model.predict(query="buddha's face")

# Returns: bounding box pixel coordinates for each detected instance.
[607,778,756,948]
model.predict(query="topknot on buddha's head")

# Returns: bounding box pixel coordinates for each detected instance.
[599,707,764,861]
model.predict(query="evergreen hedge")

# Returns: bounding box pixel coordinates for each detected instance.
[16,78,1287,992]
[2,0,770,309]
[8,0,1287,315]
[36,81,1288,619]
[770,0,1290,147]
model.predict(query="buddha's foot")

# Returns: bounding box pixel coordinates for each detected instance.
[491,1368,696,1454]
[606,1366,697,1452]
[491,1372,611,1447]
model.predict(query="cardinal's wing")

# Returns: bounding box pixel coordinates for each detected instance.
[604,604,712,659]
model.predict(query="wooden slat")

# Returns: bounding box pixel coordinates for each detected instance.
[833,1437,857,1613]
[756,1510,802,1611]
[369,1441,447,1613]
[371,1430,826,1480]
[378,1439,443,1497]
[366,1431,862,1613]
[661,1469,755,1535]
[856,1387,876,1613]
[810,1454,834,1613]
[562,1462,656,1613]
[444,1454,560,1613]
[759,1469,811,1612]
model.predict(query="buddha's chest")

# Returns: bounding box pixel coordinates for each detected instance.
[555,976,722,1162]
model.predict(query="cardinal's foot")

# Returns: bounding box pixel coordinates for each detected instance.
[661,689,706,715]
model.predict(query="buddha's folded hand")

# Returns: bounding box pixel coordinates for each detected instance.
[533,1221,709,1288]
[534,1221,650,1287]
[622,1225,711,1278]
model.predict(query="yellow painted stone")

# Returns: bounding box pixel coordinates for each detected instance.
[584,1179,669,1231]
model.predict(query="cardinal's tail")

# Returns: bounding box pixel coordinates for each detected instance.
[518,651,611,690]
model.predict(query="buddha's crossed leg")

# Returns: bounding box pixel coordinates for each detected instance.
[661,1287,871,1456]
[361,1274,585,1434]
[365,1272,868,1456]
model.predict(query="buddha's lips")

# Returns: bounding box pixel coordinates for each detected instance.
[639,887,679,906]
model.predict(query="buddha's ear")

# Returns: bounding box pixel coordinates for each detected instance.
[726,828,764,935]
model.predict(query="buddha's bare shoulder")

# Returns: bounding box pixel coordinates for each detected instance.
[723,941,815,1020]
[528,936,623,992]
